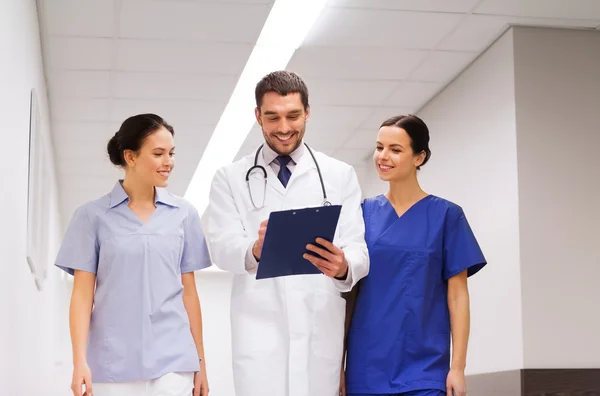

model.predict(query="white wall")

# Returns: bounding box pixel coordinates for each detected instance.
[195,271,235,396]
[362,29,525,375]
[0,0,70,394]
[513,27,600,368]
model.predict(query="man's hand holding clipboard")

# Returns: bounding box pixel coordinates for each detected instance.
[253,205,345,280]
[251,219,268,261]
[304,238,348,280]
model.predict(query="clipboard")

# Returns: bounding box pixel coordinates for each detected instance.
[256,205,342,280]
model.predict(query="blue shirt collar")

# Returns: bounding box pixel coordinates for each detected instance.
[109,180,179,209]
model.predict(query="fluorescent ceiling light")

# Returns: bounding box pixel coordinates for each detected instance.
[184,0,327,215]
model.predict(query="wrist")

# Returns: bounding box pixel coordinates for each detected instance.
[252,240,260,261]
[334,261,349,280]
[450,363,466,371]
[73,355,87,366]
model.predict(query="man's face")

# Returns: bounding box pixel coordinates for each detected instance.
[255,91,309,155]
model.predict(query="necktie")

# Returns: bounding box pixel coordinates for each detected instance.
[276,155,292,188]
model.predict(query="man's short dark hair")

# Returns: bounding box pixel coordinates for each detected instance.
[255,71,309,111]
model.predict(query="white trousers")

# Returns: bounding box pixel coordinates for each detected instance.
[93,372,194,396]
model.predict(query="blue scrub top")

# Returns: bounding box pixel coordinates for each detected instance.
[55,181,212,383]
[346,194,486,394]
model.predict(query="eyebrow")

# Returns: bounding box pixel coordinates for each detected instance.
[263,109,303,116]
[152,146,175,151]
[376,141,404,148]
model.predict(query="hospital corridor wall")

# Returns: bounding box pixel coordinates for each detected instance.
[362,26,600,395]
[0,0,72,395]
[512,27,600,371]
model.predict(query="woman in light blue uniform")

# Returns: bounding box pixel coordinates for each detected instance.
[55,114,211,396]
[344,115,486,396]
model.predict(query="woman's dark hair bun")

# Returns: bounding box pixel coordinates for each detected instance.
[107,132,123,166]
[106,114,174,167]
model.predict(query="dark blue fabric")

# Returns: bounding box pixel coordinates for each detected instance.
[349,390,446,396]
[346,194,486,395]
[276,155,292,187]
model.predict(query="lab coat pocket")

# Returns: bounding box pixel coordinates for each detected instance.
[230,291,281,355]
[311,291,345,361]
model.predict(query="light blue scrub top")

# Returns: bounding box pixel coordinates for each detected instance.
[55,181,212,383]
[346,195,486,394]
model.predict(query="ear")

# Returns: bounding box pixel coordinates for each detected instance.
[414,151,426,168]
[304,105,310,122]
[255,107,262,126]
[123,149,136,167]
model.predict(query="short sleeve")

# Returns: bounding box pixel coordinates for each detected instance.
[181,206,212,273]
[442,205,487,281]
[54,206,99,276]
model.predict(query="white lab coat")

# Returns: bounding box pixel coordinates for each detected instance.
[205,146,369,396]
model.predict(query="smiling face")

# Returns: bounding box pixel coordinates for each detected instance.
[255,91,309,156]
[374,125,426,182]
[123,127,175,188]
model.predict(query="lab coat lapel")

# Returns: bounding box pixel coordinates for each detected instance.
[257,152,285,196]
[287,149,316,188]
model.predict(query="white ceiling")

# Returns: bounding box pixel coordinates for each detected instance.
[38,0,272,223]
[37,0,600,225]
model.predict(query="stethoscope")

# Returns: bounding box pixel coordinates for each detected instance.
[245,143,330,209]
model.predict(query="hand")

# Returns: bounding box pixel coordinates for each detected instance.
[446,367,467,396]
[304,238,348,278]
[252,219,268,260]
[71,362,93,396]
[193,362,209,396]
[339,368,346,396]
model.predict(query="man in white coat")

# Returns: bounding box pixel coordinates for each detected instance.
[205,71,369,396]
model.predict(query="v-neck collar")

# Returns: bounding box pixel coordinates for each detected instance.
[380,193,433,219]
[108,180,179,209]
[107,180,179,226]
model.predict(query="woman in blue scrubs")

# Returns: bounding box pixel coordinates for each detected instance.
[344,115,486,396]
[55,114,211,396]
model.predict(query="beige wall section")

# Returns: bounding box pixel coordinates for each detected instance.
[513,26,600,368]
